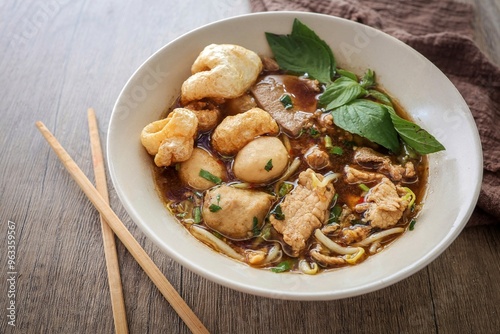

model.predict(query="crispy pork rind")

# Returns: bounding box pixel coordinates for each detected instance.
[181,44,263,104]
[140,108,198,167]
[183,101,221,133]
[211,107,279,156]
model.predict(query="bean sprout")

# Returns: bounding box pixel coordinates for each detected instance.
[190,225,244,261]
[369,240,381,254]
[354,227,405,247]
[274,157,301,194]
[402,187,416,208]
[311,172,340,189]
[314,229,360,255]
[281,133,291,153]
[230,182,252,189]
[264,244,282,264]
[299,260,319,275]
[278,157,301,182]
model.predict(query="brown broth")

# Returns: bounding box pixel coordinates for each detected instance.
[151,71,428,274]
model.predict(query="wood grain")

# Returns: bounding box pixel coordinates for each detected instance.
[0,1,499,333]
[35,121,209,334]
[87,108,128,334]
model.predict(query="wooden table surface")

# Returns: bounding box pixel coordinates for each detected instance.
[1,1,499,333]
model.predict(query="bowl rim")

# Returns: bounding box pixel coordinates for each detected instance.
[107,11,483,300]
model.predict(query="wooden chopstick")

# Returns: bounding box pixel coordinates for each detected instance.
[87,108,128,334]
[35,121,210,334]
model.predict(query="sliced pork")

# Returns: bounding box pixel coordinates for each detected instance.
[269,169,336,256]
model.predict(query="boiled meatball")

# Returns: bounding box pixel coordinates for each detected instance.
[233,136,289,184]
[178,148,226,191]
[202,185,274,240]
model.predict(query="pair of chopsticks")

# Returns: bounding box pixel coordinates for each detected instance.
[36,109,209,334]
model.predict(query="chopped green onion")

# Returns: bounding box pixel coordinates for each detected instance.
[252,217,260,236]
[409,219,417,231]
[278,182,293,197]
[271,260,291,273]
[209,204,221,212]
[402,187,416,209]
[271,205,285,220]
[324,135,333,148]
[264,159,273,172]
[327,204,342,224]
[199,169,222,185]
[358,183,370,192]
[324,135,343,155]
[309,127,320,138]
[329,146,343,155]
[279,94,293,109]
[260,223,272,240]
[209,194,222,212]
[193,207,202,223]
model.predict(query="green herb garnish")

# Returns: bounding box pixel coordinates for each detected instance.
[385,106,445,154]
[265,19,445,154]
[330,146,343,155]
[271,204,285,220]
[309,127,320,138]
[334,100,400,153]
[209,204,221,212]
[264,159,273,172]
[324,135,343,155]
[368,89,393,106]
[327,204,342,224]
[271,260,292,273]
[319,76,367,110]
[265,19,335,84]
[360,68,375,89]
[278,182,293,197]
[193,207,202,223]
[279,94,293,109]
[209,194,222,212]
[199,169,222,185]
[336,68,358,81]
[252,217,260,236]
[358,184,370,193]
[409,219,417,231]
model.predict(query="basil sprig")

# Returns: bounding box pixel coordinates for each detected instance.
[265,19,445,155]
[335,100,400,153]
[385,106,445,154]
[265,19,335,84]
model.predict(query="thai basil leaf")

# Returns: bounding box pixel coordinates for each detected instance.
[265,32,333,84]
[385,106,445,154]
[360,69,375,88]
[368,89,393,106]
[333,100,400,152]
[336,68,358,81]
[291,18,336,77]
[319,77,367,110]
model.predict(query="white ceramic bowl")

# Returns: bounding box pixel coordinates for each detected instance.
[107,12,482,300]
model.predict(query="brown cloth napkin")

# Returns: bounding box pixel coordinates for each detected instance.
[250,0,500,226]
